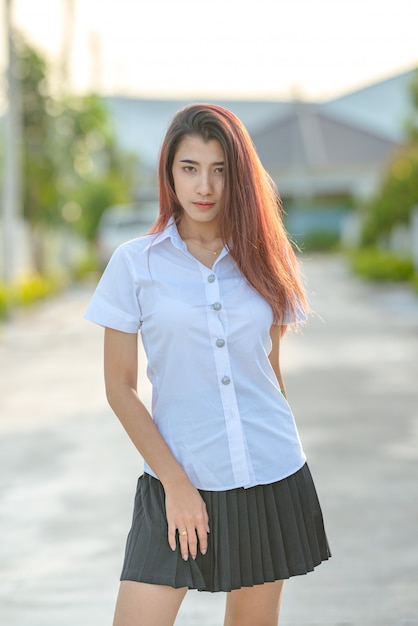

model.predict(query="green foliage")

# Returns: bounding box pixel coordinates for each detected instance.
[299,230,340,252]
[13,274,61,306]
[16,35,61,227]
[349,248,414,282]
[0,273,66,320]
[57,95,138,241]
[361,143,418,245]
[0,283,8,320]
[358,68,418,247]
[15,34,138,247]
[405,70,418,141]
[71,174,131,241]
[72,247,100,281]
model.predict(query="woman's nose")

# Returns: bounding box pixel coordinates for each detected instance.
[196,173,213,195]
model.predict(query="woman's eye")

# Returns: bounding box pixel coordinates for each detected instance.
[183,166,195,172]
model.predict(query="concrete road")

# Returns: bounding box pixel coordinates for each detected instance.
[1,255,418,626]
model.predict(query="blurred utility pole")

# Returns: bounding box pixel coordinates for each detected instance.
[1,0,22,285]
[89,30,103,93]
[61,0,75,91]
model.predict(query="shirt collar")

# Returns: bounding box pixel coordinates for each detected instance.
[145,216,231,261]
[144,218,187,253]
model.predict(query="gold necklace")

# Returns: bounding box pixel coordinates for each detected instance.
[188,239,223,256]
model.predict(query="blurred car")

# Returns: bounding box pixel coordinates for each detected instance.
[96,201,159,267]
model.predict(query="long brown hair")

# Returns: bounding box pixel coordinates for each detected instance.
[151,103,309,331]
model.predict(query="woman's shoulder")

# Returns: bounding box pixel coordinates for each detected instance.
[100,233,156,280]
[105,222,175,276]
[113,232,158,259]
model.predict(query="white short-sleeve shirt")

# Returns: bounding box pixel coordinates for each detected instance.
[85,219,306,490]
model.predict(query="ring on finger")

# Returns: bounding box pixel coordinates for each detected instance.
[180,530,188,536]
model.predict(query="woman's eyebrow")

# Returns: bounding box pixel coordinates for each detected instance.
[179,158,224,165]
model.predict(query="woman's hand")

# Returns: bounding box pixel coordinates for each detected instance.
[165,479,210,561]
[104,328,210,561]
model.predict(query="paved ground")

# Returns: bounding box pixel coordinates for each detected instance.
[1,255,418,626]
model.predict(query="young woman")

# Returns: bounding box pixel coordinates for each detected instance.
[85,104,330,626]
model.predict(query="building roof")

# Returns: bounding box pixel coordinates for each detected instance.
[103,67,416,170]
[321,69,416,141]
[252,100,400,172]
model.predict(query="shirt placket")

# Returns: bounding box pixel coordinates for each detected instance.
[201,266,253,487]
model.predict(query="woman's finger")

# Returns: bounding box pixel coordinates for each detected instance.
[196,522,208,556]
[179,528,191,561]
[168,522,177,551]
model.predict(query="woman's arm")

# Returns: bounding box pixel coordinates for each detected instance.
[268,325,287,399]
[104,327,209,559]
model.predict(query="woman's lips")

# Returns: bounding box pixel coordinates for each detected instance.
[193,202,215,210]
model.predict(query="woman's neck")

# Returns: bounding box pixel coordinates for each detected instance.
[177,216,221,244]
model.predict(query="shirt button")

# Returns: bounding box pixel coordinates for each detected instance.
[221,376,231,385]
[216,338,225,348]
[213,302,222,311]
[207,274,216,283]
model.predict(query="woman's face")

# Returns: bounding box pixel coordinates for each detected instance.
[171,134,225,228]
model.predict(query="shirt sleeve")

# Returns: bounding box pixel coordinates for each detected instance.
[84,244,142,333]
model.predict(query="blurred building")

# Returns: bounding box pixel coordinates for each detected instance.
[251,99,399,246]
[0,67,415,263]
[104,68,415,246]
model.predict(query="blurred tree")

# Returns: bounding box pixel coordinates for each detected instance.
[52,93,138,240]
[16,36,59,227]
[405,69,418,140]
[361,69,418,245]
[15,35,138,270]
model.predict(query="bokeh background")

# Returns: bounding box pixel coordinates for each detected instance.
[1,0,418,294]
[1,2,418,625]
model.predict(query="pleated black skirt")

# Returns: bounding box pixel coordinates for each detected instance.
[120,463,331,592]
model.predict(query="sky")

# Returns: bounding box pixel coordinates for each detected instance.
[2,0,418,101]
